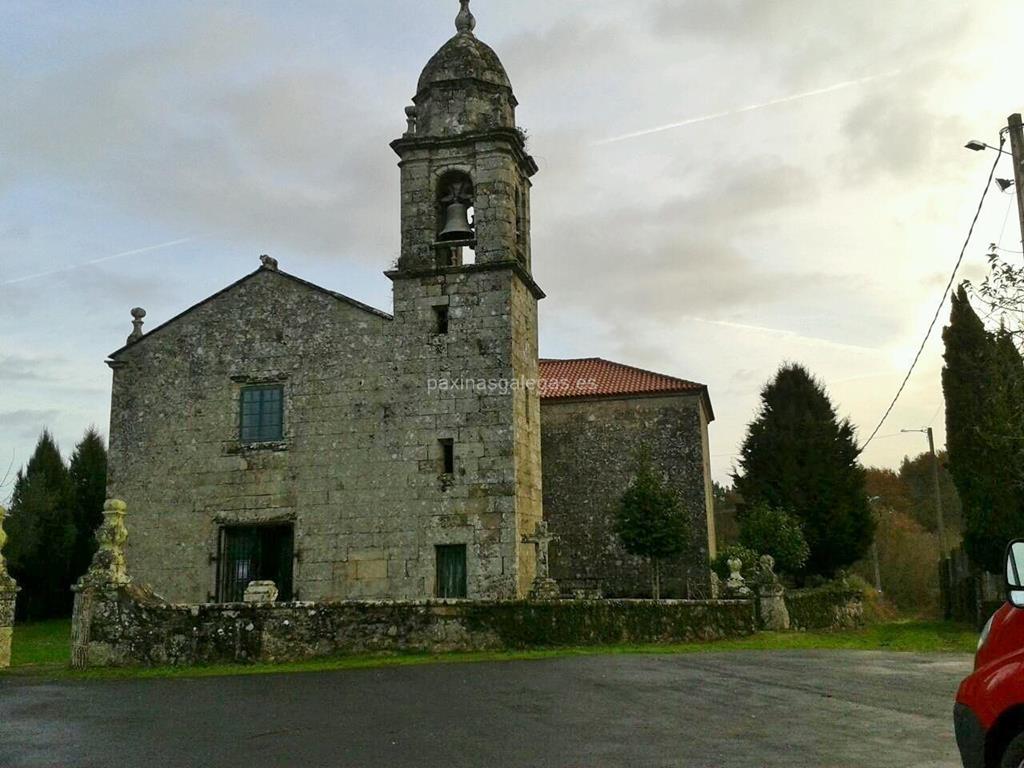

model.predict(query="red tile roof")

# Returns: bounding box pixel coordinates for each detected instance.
[538,357,708,405]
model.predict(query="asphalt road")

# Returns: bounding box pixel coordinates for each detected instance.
[0,650,971,768]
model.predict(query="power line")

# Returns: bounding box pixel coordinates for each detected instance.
[858,134,1006,454]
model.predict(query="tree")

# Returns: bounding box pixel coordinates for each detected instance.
[864,467,913,519]
[69,428,107,582]
[615,449,688,599]
[733,363,873,577]
[942,285,1024,572]
[898,450,961,535]
[5,431,76,619]
[737,504,809,576]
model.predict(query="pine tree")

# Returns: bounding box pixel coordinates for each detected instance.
[615,449,688,599]
[942,286,1024,572]
[733,363,873,577]
[5,430,76,619]
[69,427,107,581]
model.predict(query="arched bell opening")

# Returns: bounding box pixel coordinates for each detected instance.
[436,171,475,243]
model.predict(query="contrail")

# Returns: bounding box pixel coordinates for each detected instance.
[688,316,878,354]
[2,236,198,286]
[593,68,902,145]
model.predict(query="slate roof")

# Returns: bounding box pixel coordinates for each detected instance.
[538,358,713,418]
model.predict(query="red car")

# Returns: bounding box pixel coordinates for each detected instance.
[956,541,1024,768]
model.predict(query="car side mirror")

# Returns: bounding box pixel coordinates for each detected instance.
[1006,540,1024,608]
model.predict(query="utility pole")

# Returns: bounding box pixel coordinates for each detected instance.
[927,427,952,621]
[903,426,952,619]
[868,496,883,594]
[1007,113,1024,252]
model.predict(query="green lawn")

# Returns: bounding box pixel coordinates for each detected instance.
[3,619,978,681]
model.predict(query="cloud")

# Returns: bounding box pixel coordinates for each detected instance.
[0,354,65,382]
[0,408,63,440]
[1,8,401,264]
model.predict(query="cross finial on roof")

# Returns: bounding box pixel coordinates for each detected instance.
[455,0,475,35]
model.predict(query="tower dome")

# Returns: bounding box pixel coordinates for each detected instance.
[410,0,517,137]
[416,27,512,96]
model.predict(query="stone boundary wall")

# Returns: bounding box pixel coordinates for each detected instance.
[784,584,864,631]
[71,585,756,668]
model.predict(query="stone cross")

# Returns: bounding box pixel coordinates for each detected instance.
[522,520,555,579]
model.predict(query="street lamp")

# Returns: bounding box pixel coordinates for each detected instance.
[964,138,1011,155]
[965,115,1024,253]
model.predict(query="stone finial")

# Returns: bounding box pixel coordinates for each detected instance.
[404,105,418,136]
[455,0,475,35]
[0,505,14,589]
[0,505,11,582]
[77,499,130,589]
[724,556,751,597]
[259,254,279,271]
[127,307,146,343]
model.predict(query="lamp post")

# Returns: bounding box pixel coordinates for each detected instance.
[965,113,1024,252]
[902,426,952,619]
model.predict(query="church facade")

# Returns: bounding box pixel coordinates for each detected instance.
[104,2,716,604]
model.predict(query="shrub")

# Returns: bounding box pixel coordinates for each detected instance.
[738,504,809,576]
[711,544,761,583]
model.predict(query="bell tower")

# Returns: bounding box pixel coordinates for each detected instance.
[390,0,538,273]
[386,0,545,600]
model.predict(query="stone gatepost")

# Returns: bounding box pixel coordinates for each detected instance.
[522,521,560,600]
[754,555,790,631]
[71,499,131,669]
[0,505,20,668]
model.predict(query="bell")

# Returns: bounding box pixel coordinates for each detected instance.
[438,201,474,241]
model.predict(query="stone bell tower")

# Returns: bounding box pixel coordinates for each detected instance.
[386,0,544,600]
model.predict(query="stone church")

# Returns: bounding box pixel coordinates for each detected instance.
[104,2,716,605]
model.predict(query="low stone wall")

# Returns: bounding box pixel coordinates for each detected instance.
[785,583,864,631]
[71,584,756,668]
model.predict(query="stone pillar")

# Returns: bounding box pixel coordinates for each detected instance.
[0,505,19,668]
[754,555,790,631]
[522,521,560,600]
[72,499,131,669]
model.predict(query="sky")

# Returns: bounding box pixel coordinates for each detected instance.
[1,0,1023,501]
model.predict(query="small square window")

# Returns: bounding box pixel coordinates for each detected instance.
[439,438,454,475]
[433,305,449,335]
[240,386,284,443]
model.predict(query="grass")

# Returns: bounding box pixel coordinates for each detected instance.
[3,618,979,682]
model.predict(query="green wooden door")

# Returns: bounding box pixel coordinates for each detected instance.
[435,545,467,598]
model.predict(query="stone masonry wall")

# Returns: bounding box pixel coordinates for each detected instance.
[108,264,541,603]
[541,394,715,598]
[71,583,756,667]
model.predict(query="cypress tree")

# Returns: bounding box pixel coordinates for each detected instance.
[68,427,107,581]
[941,286,1024,572]
[615,448,688,599]
[5,430,76,619]
[733,363,873,577]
